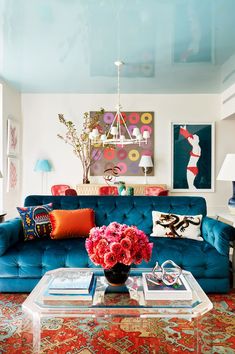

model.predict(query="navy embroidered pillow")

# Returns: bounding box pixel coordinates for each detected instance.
[17,203,53,241]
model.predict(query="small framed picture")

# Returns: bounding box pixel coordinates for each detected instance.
[7,118,20,156]
[7,157,20,192]
[171,123,215,192]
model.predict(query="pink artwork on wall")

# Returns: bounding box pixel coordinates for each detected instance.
[90,111,154,176]
[7,158,19,192]
[7,119,20,156]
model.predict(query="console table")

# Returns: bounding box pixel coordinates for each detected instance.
[76,184,168,196]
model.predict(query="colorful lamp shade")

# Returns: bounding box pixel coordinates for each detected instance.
[34,159,52,172]
[217,154,235,213]
[34,159,52,194]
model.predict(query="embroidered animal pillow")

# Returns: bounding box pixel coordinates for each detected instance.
[151,211,203,241]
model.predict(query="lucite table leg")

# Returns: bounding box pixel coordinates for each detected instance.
[194,317,200,354]
[32,312,41,354]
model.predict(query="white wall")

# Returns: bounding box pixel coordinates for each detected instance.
[221,83,235,120]
[21,93,235,212]
[1,81,22,218]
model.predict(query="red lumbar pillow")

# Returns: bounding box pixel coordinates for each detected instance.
[49,209,95,239]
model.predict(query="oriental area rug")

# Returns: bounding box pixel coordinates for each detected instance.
[0,291,235,354]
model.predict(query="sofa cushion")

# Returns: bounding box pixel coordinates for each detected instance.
[16,203,53,241]
[49,208,95,239]
[151,211,203,241]
[0,237,227,282]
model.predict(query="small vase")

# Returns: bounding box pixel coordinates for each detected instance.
[82,169,90,184]
[82,177,90,184]
[104,263,131,286]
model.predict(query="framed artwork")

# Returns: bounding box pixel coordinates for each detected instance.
[171,123,215,192]
[90,111,154,177]
[7,157,19,192]
[7,118,20,156]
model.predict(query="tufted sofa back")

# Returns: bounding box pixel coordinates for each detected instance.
[24,195,207,236]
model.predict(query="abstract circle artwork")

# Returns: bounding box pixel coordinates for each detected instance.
[90,111,154,176]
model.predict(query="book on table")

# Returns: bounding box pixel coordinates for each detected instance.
[48,271,94,295]
[142,272,192,301]
[42,277,97,305]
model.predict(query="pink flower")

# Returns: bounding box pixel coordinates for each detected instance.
[137,230,148,242]
[86,222,152,268]
[96,239,108,257]
[110,242,122,256]
[124,227,138,243]
[107,222,121,231]
[120,237,132,250]
[104,229,120,242]
[133,251,143,265]
[90,254,101,266]
[99,225,107,235]
[85,239,93,254]
[141,243,153,262]
[118,249,131,265]
[146,243,154,261]
[104,252,117,269]
[89,227,102,243]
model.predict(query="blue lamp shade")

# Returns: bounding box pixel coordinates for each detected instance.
[34,159,52,172]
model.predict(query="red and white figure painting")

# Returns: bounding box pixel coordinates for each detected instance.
[7,158,19,192]
[7,118,20,156]
[90,111,154,176]
[172,123,215,192]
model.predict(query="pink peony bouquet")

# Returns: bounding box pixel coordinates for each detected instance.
[85,222,153,269]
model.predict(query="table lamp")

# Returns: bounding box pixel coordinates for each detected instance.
[139,155,153,184]
[34,159,52,194]
[217,153,235,214]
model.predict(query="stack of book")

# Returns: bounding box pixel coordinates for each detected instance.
[142,272,192,301]
[42,271,96,305]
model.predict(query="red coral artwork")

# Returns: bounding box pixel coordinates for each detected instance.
[7,157,19,192]
[7,118,19,155]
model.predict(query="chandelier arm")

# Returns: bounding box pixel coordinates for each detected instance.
[117,112,121,140]
[119,112,134,140]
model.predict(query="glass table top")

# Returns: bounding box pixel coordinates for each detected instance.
[22,268,213,319]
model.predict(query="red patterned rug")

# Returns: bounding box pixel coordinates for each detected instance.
[0,292,235,353]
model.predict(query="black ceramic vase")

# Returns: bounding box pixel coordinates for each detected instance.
[104,263,131,286]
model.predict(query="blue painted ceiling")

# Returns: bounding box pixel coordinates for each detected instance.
[0,0,235,93]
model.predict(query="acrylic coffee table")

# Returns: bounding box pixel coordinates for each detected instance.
[22,267,213,353]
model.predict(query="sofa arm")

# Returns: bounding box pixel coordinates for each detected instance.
[0,218,23,256]
[202,216,235,256]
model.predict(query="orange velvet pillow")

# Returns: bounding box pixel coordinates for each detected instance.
[49,209,95,239]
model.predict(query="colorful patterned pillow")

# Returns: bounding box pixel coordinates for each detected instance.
[151,211,203,241]
[17,203,53,241]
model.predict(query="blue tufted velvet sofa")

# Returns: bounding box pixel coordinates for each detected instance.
[0,195,234,293]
